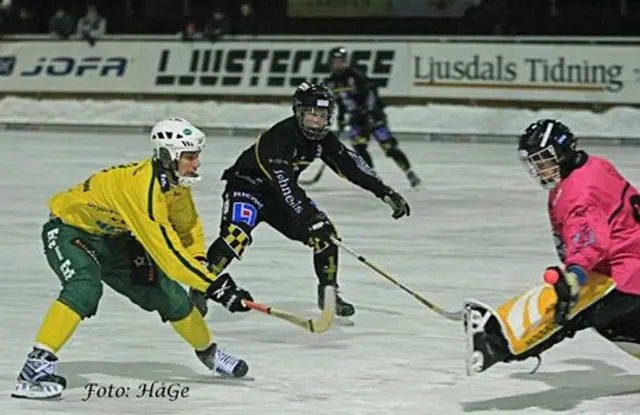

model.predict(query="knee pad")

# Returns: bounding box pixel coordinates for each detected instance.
[219,223,253,260]
[58,278,103,319]
[308,220,338,252]
[380,137,400,155]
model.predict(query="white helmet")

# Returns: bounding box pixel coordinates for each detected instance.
[150,117,206,187]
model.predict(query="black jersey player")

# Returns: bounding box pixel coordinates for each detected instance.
[189,81,410,318]
[324,46,421,188]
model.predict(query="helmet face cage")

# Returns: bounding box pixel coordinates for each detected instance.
[293,83,335,140]
[518,146,561,190]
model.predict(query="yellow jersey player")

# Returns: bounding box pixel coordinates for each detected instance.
[12,118,254,400]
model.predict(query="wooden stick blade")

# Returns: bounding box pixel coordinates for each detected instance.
[244,286,335,333]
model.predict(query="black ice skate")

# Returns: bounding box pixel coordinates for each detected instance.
[407,171,422,188]
[196,343,249,378]
[463,301,510,376]
[317,284,355,317]
[189,287,209,317]
[12,347,67,399]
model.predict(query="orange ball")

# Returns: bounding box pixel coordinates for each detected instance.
[543,268,560,284]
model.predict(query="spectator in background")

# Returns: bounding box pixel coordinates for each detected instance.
[233,2,260,35]
[204,7,230,42]
[0,0,9,37]
[181,15,197,41]
[76,4,106,46]
[13,7,37,33]
[49,8,73,39]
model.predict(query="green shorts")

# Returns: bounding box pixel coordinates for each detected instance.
[42,217,192,321]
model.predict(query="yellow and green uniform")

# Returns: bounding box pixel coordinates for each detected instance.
[36,159,216,354]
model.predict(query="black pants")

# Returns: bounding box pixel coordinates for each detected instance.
[206,183,340,288]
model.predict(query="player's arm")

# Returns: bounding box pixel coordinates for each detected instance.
[321,133,409,219]
[544,196,611,325]
[560,199,610,273]
[168,188,207,259]
[255,132,317,220]
[321,132,387,197]
[351,69,378,113]
[114,172,216,293]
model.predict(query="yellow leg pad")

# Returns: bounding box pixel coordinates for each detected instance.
[495,272,616,356]
[170,307,213,351]
[35,300,81,354]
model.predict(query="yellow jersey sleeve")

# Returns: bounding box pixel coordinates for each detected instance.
[166,187,207,259]
[112,162,215,293]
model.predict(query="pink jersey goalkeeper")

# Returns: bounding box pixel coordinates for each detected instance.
[548,155,640,295]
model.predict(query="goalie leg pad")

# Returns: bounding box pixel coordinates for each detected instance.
[464,272,616,375]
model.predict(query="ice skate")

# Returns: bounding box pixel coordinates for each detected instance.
[11,347,67,399]
[318,284,355,326]
[407,171,422,188]
[196,343,249,378]
[463,302,509,376]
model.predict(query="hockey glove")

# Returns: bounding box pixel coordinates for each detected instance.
[543,264,587,326]
[381,188,410,219]
[307,211,335,244]
[205,273,253,313]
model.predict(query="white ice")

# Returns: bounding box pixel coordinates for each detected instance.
[1,131,640,415]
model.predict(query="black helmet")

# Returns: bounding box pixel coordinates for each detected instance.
[329,46,347,60]
[518,119,577,190]
[292,81,335,141]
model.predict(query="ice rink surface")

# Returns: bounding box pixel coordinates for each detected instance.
[2,130,640,415]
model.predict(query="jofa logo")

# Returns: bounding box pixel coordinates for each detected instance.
[19,57,128,77]
[155,48,394,89]
[0,56,16,76]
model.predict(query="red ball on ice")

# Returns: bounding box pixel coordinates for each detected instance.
[543,268,560,284]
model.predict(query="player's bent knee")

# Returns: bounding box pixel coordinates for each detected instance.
[381,138,400,155]
[219,223,253,259]
[58,278,103,319]
[158,295,193,323]
[141,280,193,322]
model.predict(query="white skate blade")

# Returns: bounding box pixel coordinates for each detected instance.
[11,381,64,399]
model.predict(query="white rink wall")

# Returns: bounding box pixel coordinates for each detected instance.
[2,96,640,141]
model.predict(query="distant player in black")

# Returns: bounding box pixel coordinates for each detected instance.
[325,46,421,188]
[189,81,410,318]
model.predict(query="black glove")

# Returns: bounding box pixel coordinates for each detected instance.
[205,273,253,313]
[381,187,410,219]
[306,211,335,244]
[543,265,585,326]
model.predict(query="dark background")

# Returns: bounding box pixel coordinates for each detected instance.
[2,0,639,37]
